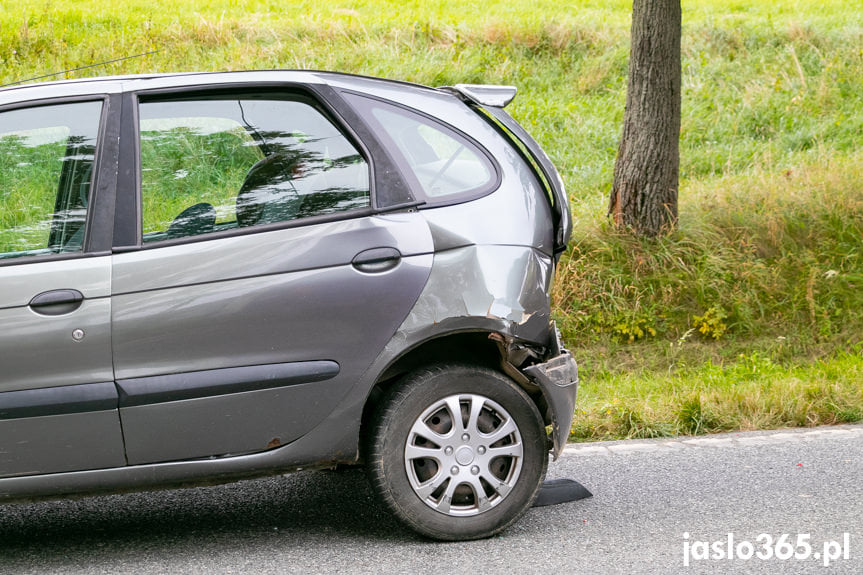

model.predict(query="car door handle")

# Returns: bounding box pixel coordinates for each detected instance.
[29,289,85,316]
[352,247,402,273]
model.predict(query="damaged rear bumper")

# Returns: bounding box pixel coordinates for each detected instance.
[523,327,578,460]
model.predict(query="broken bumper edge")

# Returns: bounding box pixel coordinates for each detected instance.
[523,328,578,461]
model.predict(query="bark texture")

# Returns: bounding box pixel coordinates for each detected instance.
[609,0,682,237]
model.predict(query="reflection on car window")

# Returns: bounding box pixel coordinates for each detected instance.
[0,102,102,260]
[368,104,492,199]
[138,96,370,243]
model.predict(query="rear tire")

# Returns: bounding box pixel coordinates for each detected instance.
[366,364,548,541]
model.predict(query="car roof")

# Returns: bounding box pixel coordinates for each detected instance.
[0,70,441,107]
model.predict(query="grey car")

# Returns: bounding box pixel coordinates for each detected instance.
[0,70,577,541]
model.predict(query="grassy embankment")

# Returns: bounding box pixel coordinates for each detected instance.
[2,0,862,439]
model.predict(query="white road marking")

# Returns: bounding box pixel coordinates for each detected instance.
[561,424,863,457]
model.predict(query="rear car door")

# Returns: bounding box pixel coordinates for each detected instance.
[111,86,433,465]
[0,98,125,477]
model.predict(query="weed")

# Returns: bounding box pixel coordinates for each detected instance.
[677,394,722,435]
[612,315,658,343]
[692,306,728,340]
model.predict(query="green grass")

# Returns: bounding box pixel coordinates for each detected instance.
[573,349,863,441]
[2,0,862,439]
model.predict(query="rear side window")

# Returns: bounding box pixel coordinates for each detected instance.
[137,95,370,243]
[343,93,497,203]
[0,101,102,259]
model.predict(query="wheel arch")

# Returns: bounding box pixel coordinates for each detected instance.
[358,331,551,461]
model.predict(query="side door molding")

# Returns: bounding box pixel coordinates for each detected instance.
[0,382,117,420]
[116,361,340,408]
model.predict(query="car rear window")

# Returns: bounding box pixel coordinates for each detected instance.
[342,93,497,204]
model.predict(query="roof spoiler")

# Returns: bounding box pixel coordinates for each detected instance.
[440,84,517,108]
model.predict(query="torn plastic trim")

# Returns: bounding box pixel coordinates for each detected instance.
[521,326,578,460]
[440,84,518,108]
[489,332,540,391]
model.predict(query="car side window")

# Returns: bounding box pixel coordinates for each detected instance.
[138,95,370,243]
[0,101,102,260]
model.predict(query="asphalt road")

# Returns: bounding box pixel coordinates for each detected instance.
[1,424,861,574]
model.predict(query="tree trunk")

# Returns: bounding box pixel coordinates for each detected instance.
[609,0,682,237]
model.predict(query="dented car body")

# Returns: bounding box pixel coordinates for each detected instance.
[0,71,576,540]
